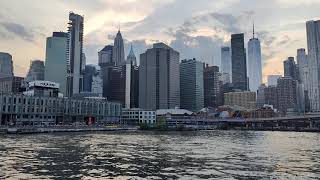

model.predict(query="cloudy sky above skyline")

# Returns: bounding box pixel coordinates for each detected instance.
[1,0,320,82]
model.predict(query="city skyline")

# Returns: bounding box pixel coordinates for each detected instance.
[1,1,320,82]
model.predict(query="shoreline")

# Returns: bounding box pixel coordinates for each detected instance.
[1,126,319,135]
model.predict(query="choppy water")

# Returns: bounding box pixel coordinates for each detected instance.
[0,131,320,179]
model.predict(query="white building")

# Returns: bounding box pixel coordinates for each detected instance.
[122,108,156,125]
[247,24,262,92]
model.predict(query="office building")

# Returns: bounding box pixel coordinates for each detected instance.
[224,91,256,110]
[297,49,309,87]
[277,77,298,114]
[283,57,299,80]
[267,75,282,86]
[66,12,84,97]
[306,20,320,111]
[204,65,222,108]
[113,30,125,66]
[180,59,204,112]
[125,46,139,108]
[220,47,232,82]
[45,32,68,95]
[83,65,102,96]
[25,60,45,83]
[98,45,114,98]
[127,45,137,66]
[257,84,267,108]
[264,85,278,110]
[247,25,262,92]
[0,52,13,78]
[231,33,248,91]
[139,43,180,110]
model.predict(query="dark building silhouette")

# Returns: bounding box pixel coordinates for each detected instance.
[231,33,248,91]
[204,65,222,108]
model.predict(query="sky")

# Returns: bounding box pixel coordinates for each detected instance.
[1,0,320,82]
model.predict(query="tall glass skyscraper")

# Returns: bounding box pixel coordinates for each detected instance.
[139,43,180,110]
[180,59,204,112]
[231,33,248,91]
[247,25,262,92]
[306,20,320,111]
[45,32,68,95]
[66,12,84,97]
[220,47,232,82]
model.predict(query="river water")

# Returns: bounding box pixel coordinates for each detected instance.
[0,131,319,179]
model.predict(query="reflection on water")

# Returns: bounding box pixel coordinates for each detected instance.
[0,131,320,179]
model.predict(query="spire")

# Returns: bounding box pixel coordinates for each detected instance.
[253,21,255,39]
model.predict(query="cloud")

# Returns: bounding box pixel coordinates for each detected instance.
[0,22,35,42]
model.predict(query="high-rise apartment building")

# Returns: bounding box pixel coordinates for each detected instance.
[113,30,125,66]
[66,12,84,97]
[45,32,68,95]
[306,20,320,111]
[204,65,222,108]
[180,59,204,112]
[247,25,262,92]
[139,43,180,110]
[231,33,248,91]
[220,47,232,82]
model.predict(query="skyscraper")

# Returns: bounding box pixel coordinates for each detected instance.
[45,32,68,95]
[283,57,299,80]
[306,20,320,111]
[127,45,137,66]
[0,52,13,78]
[204,65,222,108]
[180,59,204,112]
[66,12,84,97]
[83,65,97,92]
[297,48,309,89]
[247,24,262,92]
[25,60,45,83]
[113,30,125,66]
[125,45,139,108]
[220,47,232,82]
[98,45,114,98]
[139,43,180,110]
[231,33,248,91]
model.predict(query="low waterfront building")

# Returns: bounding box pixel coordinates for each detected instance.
[0,81,122,126]
[122,108,156,125]
[224,91,256,110]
